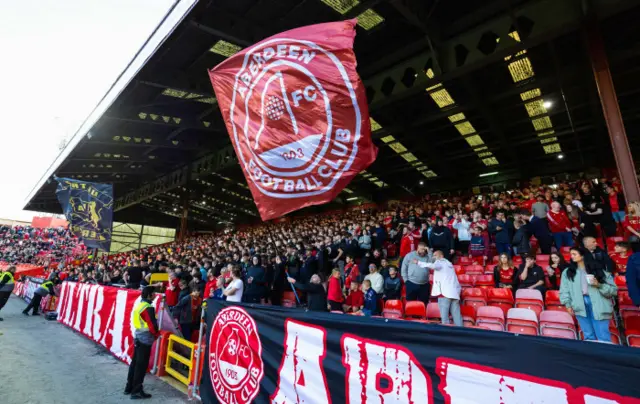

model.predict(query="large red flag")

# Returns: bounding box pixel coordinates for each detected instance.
[209,19,378,221]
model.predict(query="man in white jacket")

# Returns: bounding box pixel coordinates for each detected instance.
[420,250,463,326]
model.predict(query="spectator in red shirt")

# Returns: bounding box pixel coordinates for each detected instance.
[611,242,631,275]
[165,272,179,307]
[343,280,364,313]
[327,269,344,311]
[493,253,515,288]
[344,256,359,291]
[547,201,574,249]
[399,226,414,261]
[203,271,217,299]
[606,185,626,225]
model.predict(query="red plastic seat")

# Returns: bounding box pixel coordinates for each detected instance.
[545,290,563,309]
[487,287,515,318]
[625,317,640,347]
[512,256,523,265]
[384,299,404,315]
[618,291,640,323]
[475,274,494,289]
[461,305,476,327]
[492,256,500,264]
[457,274,475,288]
[610,325,622,345]
[507,308,539,336]
[462,288,487,312]
[426,302,441,322]
[606,237,623,251]
[476,306,505,331]
[404,301,426,320]
[615,276,627,291]
[539,310,576,339]
[515,289,544,318]
[454,265,465,275]
[465,265,485,275]
[621,310,640,328]
[536,255,550,266]
[458,256,473,265]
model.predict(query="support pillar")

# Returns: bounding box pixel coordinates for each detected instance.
[179,190,189,242]
[586,17,640,202]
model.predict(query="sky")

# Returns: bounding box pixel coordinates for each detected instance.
[0,0,177,222]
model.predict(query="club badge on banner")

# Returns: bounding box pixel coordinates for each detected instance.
[199,300,640,404]
[209,20,377,220]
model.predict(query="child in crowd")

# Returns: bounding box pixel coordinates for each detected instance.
[343,280,364,313]
[611,242,631,275]
[327,269,344,311]
[360,280,378,316]
[344,255,359,293]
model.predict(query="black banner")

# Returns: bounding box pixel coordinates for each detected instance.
[200,300,640,404]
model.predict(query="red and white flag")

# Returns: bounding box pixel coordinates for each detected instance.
[209,19,378,220]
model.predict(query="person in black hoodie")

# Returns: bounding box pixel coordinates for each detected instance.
[271,255,287,306]
[522,211,553,254]
[582,236,615,274]
[429,218,454,261]
[511,219,530,257]
[244,256,267,303]
[287,274,327,312]
[383,266,402,300]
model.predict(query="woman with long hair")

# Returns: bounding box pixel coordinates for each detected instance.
[624,201,640,251]
[493,253,515,288]
[559,247,617,342]
[546,252,568,289]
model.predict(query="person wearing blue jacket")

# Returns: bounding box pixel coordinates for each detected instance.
[489,211,512,256]
[626,252,640,307]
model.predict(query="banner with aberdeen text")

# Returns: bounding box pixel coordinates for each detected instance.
[200,300,640,404]
[209,20,377,220]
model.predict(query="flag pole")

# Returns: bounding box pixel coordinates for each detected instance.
[266,224,301,306]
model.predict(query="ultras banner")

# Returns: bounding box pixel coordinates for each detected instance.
[200,300,640,404]
[56,282,160,364]
[209,20,377,220]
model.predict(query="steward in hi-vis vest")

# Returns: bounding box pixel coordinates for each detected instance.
[22,278,58,316]
[0,266,16,321]
[125,286,159,400]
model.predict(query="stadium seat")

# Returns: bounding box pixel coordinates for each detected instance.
[560,246,572,254]
[465,265,484,275]
[618,291,640,323]
[544,290,564,310]
[625,317,640,347]
[539,310,576,340]
[426,302,441,323]
[462,288,487,312]
[512,256,523,266]
[383,300,404,319]
[475,274,494,289]
[487,287,514,318]
[458,257,473,266]
[404,301,427,320]
[536,255,550,266]
[507,308,539,336]
[476,306,505,331]
[515,289,544,318]
[492,256,500,264]
[457,274,475,288]
[614,276,627,291]
[454,265,465,276]
[461,305,476,327]
[621,310,640,328]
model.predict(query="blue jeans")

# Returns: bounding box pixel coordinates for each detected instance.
[576,295,610,342]
[612,211,625,223]
[553,232,573,249]
[438,297,463,327]
[496,243,511,256]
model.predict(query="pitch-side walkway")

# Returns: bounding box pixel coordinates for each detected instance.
[0,296,189,404]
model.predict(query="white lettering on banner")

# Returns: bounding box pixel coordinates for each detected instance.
[91,285,104,341]
[110,289,131,362]
[271,320,331,404]
[82,284,97,337]
[62,282,77,325]
[436,358,571,404]
[73,283,90,332]
[342,335,432,404]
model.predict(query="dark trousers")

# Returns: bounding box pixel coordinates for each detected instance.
[0,291,10,312]
[538,238,553,254]
[126,339,152,394]
[180,323,192,341]
[23,294,43,315]
[405,281,430,305]
[458,241,470,255]
[328,300,343,312]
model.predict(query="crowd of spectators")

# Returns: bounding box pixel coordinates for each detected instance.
[0,225,86,265]
[3,177,640,341]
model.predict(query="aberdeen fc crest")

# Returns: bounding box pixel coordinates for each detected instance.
[228,38,363,199]
[209,306,264,403]
[210,20,377,220]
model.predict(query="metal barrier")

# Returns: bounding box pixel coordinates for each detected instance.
[165,334,197,386]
